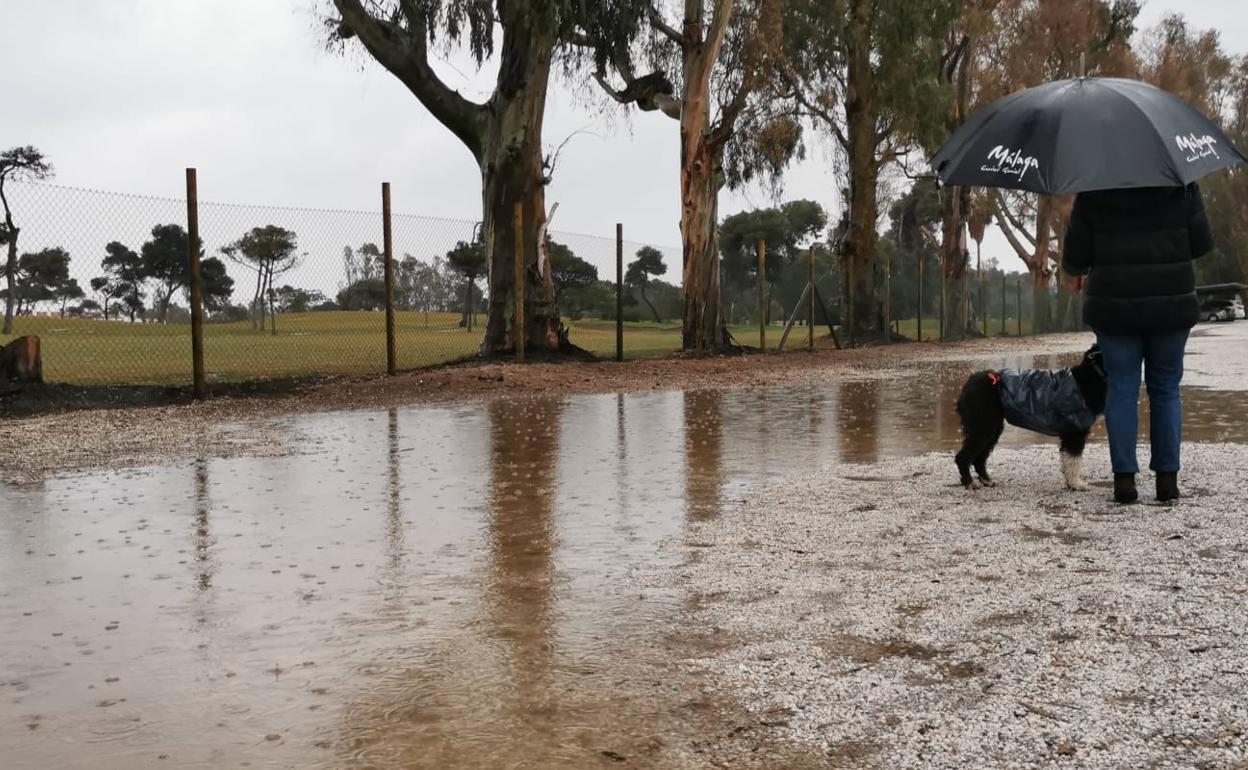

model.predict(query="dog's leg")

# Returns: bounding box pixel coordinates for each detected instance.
[955,442,979,489]
[956,372,1003,490]
[1059,432,1090,491]
[974,421,1005,487]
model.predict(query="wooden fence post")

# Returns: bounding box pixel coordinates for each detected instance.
[382,182,396,375]
[616,223,623,362]
[757,239,767,351]
[978,244,987,338]
[186,168,205,399]
[883,242,891,342]
[1001,271,1007,336]
[917,250,924,343]
[514,203,525,363]
[1017,276,1023,337]
[808,245,815,352]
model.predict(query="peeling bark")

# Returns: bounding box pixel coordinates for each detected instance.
[480,20,560,355]
[333,0,563,357]
[680,97,728,352]
[1,186,18,335]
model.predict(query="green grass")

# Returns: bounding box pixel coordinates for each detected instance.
[0,312,845,386]
[891,317,1035,341]
[1,312,1041,387]
[1,312,525,385]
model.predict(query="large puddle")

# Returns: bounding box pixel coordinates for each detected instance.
[4,351,1247,768]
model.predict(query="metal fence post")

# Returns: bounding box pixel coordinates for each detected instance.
[186,168,205,399]
[808,244,815,352]
[616,223,623,362]
[757,239,767,351]
[883,243,891,343]
[939,269,946,343]
[979,247,986,337]
[917,250,924,343]
[1017,276,1023,337]
[382,183,396,375]
[514,202,525,363]
[1001,271,1006,336]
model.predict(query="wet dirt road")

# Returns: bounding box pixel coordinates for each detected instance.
[3,336,1247,768]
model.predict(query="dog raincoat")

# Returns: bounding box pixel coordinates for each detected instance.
[994,368,1096,437]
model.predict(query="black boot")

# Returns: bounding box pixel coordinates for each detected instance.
[1156,472,1180,503]
[1114,473,1138,504]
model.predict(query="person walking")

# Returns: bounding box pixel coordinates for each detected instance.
[1062,182,1215,504]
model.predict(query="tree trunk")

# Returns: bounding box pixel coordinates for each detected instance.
[0,335,41,384]
[640,281,661,323]
[843,137,881,344]
[843,0,882,344]
[3,226,17,335]
[479,25,560,357]
[251,270,262,332]
[940,187,971,341]
[679,65,729,353]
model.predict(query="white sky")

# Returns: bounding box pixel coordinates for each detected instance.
[2,0,1245,283]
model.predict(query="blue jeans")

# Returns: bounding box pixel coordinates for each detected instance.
[1097,330,1189,474]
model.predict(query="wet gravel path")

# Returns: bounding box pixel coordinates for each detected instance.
[639,443,1248,769]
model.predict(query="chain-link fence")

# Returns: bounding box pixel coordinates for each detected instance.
[0,180,683,386]
[1,178,1091,388]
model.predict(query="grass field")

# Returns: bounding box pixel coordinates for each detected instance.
[0,312,821,386]
[1,312,1036,386]
[893,317,1035,341]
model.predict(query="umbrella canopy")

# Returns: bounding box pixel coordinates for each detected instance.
[932,77,1246,194]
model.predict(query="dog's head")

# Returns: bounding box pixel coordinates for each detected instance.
[1072,344,1108,414]
[1082,344,1106,380]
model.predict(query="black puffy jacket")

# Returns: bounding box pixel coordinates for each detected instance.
[1062,183,1214,335]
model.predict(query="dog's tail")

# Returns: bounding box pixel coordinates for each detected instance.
[956,370,1000,416]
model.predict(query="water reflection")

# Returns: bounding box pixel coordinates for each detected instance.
[192,458,214,592]
[484,397,559,711]
[683,390,723,520]
[380,407,408,612]
[837,380,882,464]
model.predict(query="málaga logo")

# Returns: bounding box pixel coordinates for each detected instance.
[980,145,1040,180]
[1175,133,1219,163]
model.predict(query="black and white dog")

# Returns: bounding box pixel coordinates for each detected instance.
[955,345,1107,490]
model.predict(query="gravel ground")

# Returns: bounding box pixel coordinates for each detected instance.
[638,443,1248,769]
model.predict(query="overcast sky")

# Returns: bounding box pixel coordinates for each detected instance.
[3,0,1246,281]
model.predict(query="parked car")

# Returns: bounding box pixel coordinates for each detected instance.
[1200,297,1237,323]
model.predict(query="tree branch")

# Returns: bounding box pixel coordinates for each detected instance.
[990,189,1036,262]
[991,191,1039,249]
[647,4,689,47]
[332,0,486,159]
[788,86,848,150]
[709,85,749,148]
[595,62,683,119]
[704,0,735,62]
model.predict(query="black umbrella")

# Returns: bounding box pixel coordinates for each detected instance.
[932,77,1246,194]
